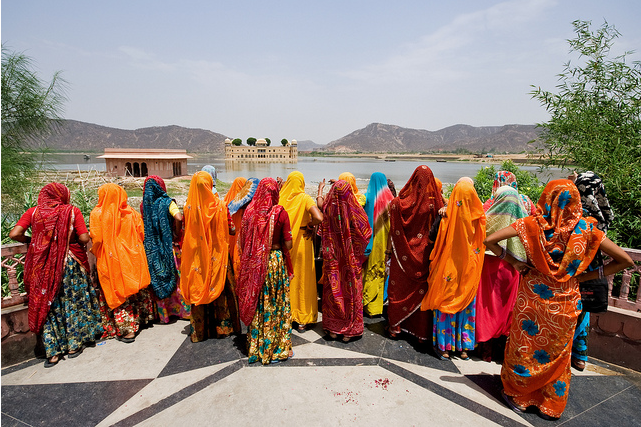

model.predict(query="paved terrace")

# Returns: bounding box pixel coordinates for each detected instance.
[2,314,641,427]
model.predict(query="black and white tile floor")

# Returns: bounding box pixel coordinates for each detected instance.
[2,315,640,426]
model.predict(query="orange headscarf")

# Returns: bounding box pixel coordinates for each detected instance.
[223,176,247,276]
[180,171,229,306]
[421,178,486,314]
[90,183,150,309]
[339,172,366,206]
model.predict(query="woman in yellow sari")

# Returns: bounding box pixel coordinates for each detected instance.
[181,171,235,342]
[279,171,323,331]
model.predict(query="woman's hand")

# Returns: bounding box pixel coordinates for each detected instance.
[510,260,532,275]
[438,206,447,217]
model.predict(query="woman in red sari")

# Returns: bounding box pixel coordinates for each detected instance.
[10,183,102,367]
[317,179,372,342]
[237,178,294,364]
[387,165,443,341]
[484,179,632,420]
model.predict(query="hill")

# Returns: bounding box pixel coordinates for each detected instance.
[325,123,543,153]
[38,120,229,153]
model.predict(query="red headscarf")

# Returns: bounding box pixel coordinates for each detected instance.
[24,183,74,333]
[237,178,292,325]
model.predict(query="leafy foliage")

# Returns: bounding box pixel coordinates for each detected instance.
[531,20,641,247]
[231,138,242,146]
[1,46,67,214]
[265,138,271,146]
[246,137,257,146]
[281,138,288,146]
[473,160,545,203]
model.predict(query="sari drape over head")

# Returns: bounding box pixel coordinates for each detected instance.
[502,179,605,418]
[388,166,443,334]
[237,178,292,325]
[483,170,536,215]
[422,178,486,314]
[202,165,218,195]
[338,172,366,206]
[24,183,75,333]
[320,180,372,336]
[574,171,614,232]
[362,172,395,316]
[141,175,177,299]
[90,183,151,310]
[279,171,318,324]
[180,172,229,306]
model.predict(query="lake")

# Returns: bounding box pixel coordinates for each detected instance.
[44,153,566,189]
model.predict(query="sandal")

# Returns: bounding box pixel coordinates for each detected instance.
[434,347,450,360]
[297,324,306,333]
[68,346,84,359]
[385,327,398,340]
[327,332,338,340]
[117,335,135,344]
[502,391,526,413]
[460,351,469,360]
[44,355,60,368]
[342,336,352,343]
[571,357,586,371]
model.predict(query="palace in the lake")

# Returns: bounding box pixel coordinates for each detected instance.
[224,138,298,163]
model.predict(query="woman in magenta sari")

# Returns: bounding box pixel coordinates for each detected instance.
[317,179,372,342]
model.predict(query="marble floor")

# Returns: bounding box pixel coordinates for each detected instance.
[2,316,640,426]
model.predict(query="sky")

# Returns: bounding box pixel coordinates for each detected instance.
[2,0,640,145]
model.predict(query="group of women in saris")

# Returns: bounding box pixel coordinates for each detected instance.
[11,165,634,421]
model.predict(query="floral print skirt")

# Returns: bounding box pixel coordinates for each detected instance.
[156,285,191,324]
[97,286,156,339]
[247,250,293,365]
[190,262,241,342]
[572,311,590,362]
[433,298,476,352]
[42,257,103,358]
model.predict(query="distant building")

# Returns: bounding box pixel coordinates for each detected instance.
[99,148,192,178]
[224,138,297,163]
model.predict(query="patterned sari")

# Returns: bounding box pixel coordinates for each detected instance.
[22,183,102,356]
[239,178,294,364]
[387,166,443,339]
[502,179,604,418]
[422,178,486,352]
[279,171,318,325]
[362,172,395,316]
[338,172,366,206]
[320,180,372,337]
[141,176,190,323]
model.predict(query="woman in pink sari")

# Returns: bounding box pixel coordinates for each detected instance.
[317,179,372,341]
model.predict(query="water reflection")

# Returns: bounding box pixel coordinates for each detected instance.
[44,153,565,187]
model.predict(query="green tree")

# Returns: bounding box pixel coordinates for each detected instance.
[247,137,257,146]
[2,46,67,213]
[531,20,641,247]
[265,138,271,146]
[232,138,242,146]
[281,138,289,146]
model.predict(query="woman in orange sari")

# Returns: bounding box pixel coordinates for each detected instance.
[279,171,323,332]
[90,183,155,343]
[223,177,247,278]
[484,179,632,420]
[338,172,366,206]
[180,171,236,342]
[421,177,486,360]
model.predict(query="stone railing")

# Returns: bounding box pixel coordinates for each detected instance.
[607,248,641,312]
[1,243,28,309]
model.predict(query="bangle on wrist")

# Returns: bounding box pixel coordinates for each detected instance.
[598,265,605,280]
[498,246,506,259]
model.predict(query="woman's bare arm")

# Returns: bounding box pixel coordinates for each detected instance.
[308,205,323,226]
[483,226,532,274]
[8,225,29,243]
